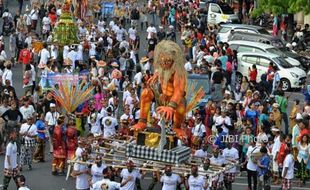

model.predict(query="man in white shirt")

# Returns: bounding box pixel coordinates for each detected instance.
[67,46,78,70]
[194,144,208,158]
[128,25,137,42]
[38,43,50,66]
[271,127,281,184]
[185,165,207,190]
[116,25,127,42]
[91,156,107,185]
[19,116,37,170]
[214,111,232,134]
[2,63,13,86]
[3,130,19,190]
[72,151,90,190]
[184,56,193,73]
[209,149,225,189]
[19,98,35,121]
[246,142,259,190]
[120,160,145,190]
[92,168,120,190]
[146,24,157,39]
[222,143,239,190]
[101,107,118,138]
[160,165,182,190]
[281,145,294,190]
[191,115,206,148]
[44,103,59,153]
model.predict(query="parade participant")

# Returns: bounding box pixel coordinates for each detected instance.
[92,167,120,190]
[194,143,208,158]
[101,107,118,138]
[191,114,206,149]
[271,127,281,184]
[159,165,182,190]
[120,160,146,190]
[88,112,102,136]
[281,144,294,190]
[91,155,107,186]
[72,151,91,190]
[33,112,47,162]
[185,165,207,190]
[52,115,66,175]
[2,130,19,190]
[45,103,59,153]
[66,114,78,160]
[17,175,31,190]
[210,148,225,190]
[222,143,239,190]
[19,115,37,170]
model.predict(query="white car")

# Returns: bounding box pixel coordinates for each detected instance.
[237,52,307,91]
[217,24,270,43]
[229,40,301,67]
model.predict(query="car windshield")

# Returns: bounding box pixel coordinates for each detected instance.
[219,26,231,33]
[266,48,287,57]
[273,57,293,69]
[257,29,270,35]
[219,4,234,14]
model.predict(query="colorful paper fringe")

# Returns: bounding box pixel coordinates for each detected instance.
[52,81,94,113]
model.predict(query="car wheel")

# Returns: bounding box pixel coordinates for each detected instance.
[280,78,291,91]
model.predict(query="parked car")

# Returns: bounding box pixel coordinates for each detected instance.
[228,40,301,67]
[217,24,270,42]
[227,32,310,73]
[237,52,307,91]
[227,31,285,48]
[199,1,239,25]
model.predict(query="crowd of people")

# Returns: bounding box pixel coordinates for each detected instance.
[0,0,309,190]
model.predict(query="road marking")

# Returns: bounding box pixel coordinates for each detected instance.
[232,182,309,190]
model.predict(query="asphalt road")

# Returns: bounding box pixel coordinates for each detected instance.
[0,0,309,190]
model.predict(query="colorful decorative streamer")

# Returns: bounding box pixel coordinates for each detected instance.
[52,81,94,113]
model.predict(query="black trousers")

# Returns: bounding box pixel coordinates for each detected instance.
[247,169,257,190]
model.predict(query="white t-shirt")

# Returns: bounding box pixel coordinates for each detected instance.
[42,16,51,31]
[184,61,192,72]
[39,48,50,64]
[18,187,31,190]
[45,111,60,126]
[222,147,239,173]
[4,142,18,169]
[101,116,118,138]
[133,72,143,86]
[160,173,181,190]
[282,154,294,179]
[91,164,107,184]
[2,68,13,86]
[128,27,137,41]
[120,169,141,190]
[246,146,259,171]
[146,26,157,39]
[191,123,206,138]
[210,156,225,182]
[30,64,36,82]
[116,28,126,42]
[271,135,281,156]
[188,175,206,190]
[74,163,90,190]
[30,9,38,20]
[120,114,134,122]
[92,178,120,190]
[214,116,231,133]
[19,105,35,120]
[194,149,208,158]
[20,123,37,141]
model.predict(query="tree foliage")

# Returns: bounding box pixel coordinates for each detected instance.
[253,0,310,17]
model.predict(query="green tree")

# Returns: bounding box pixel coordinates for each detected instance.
[254,0,310,39]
